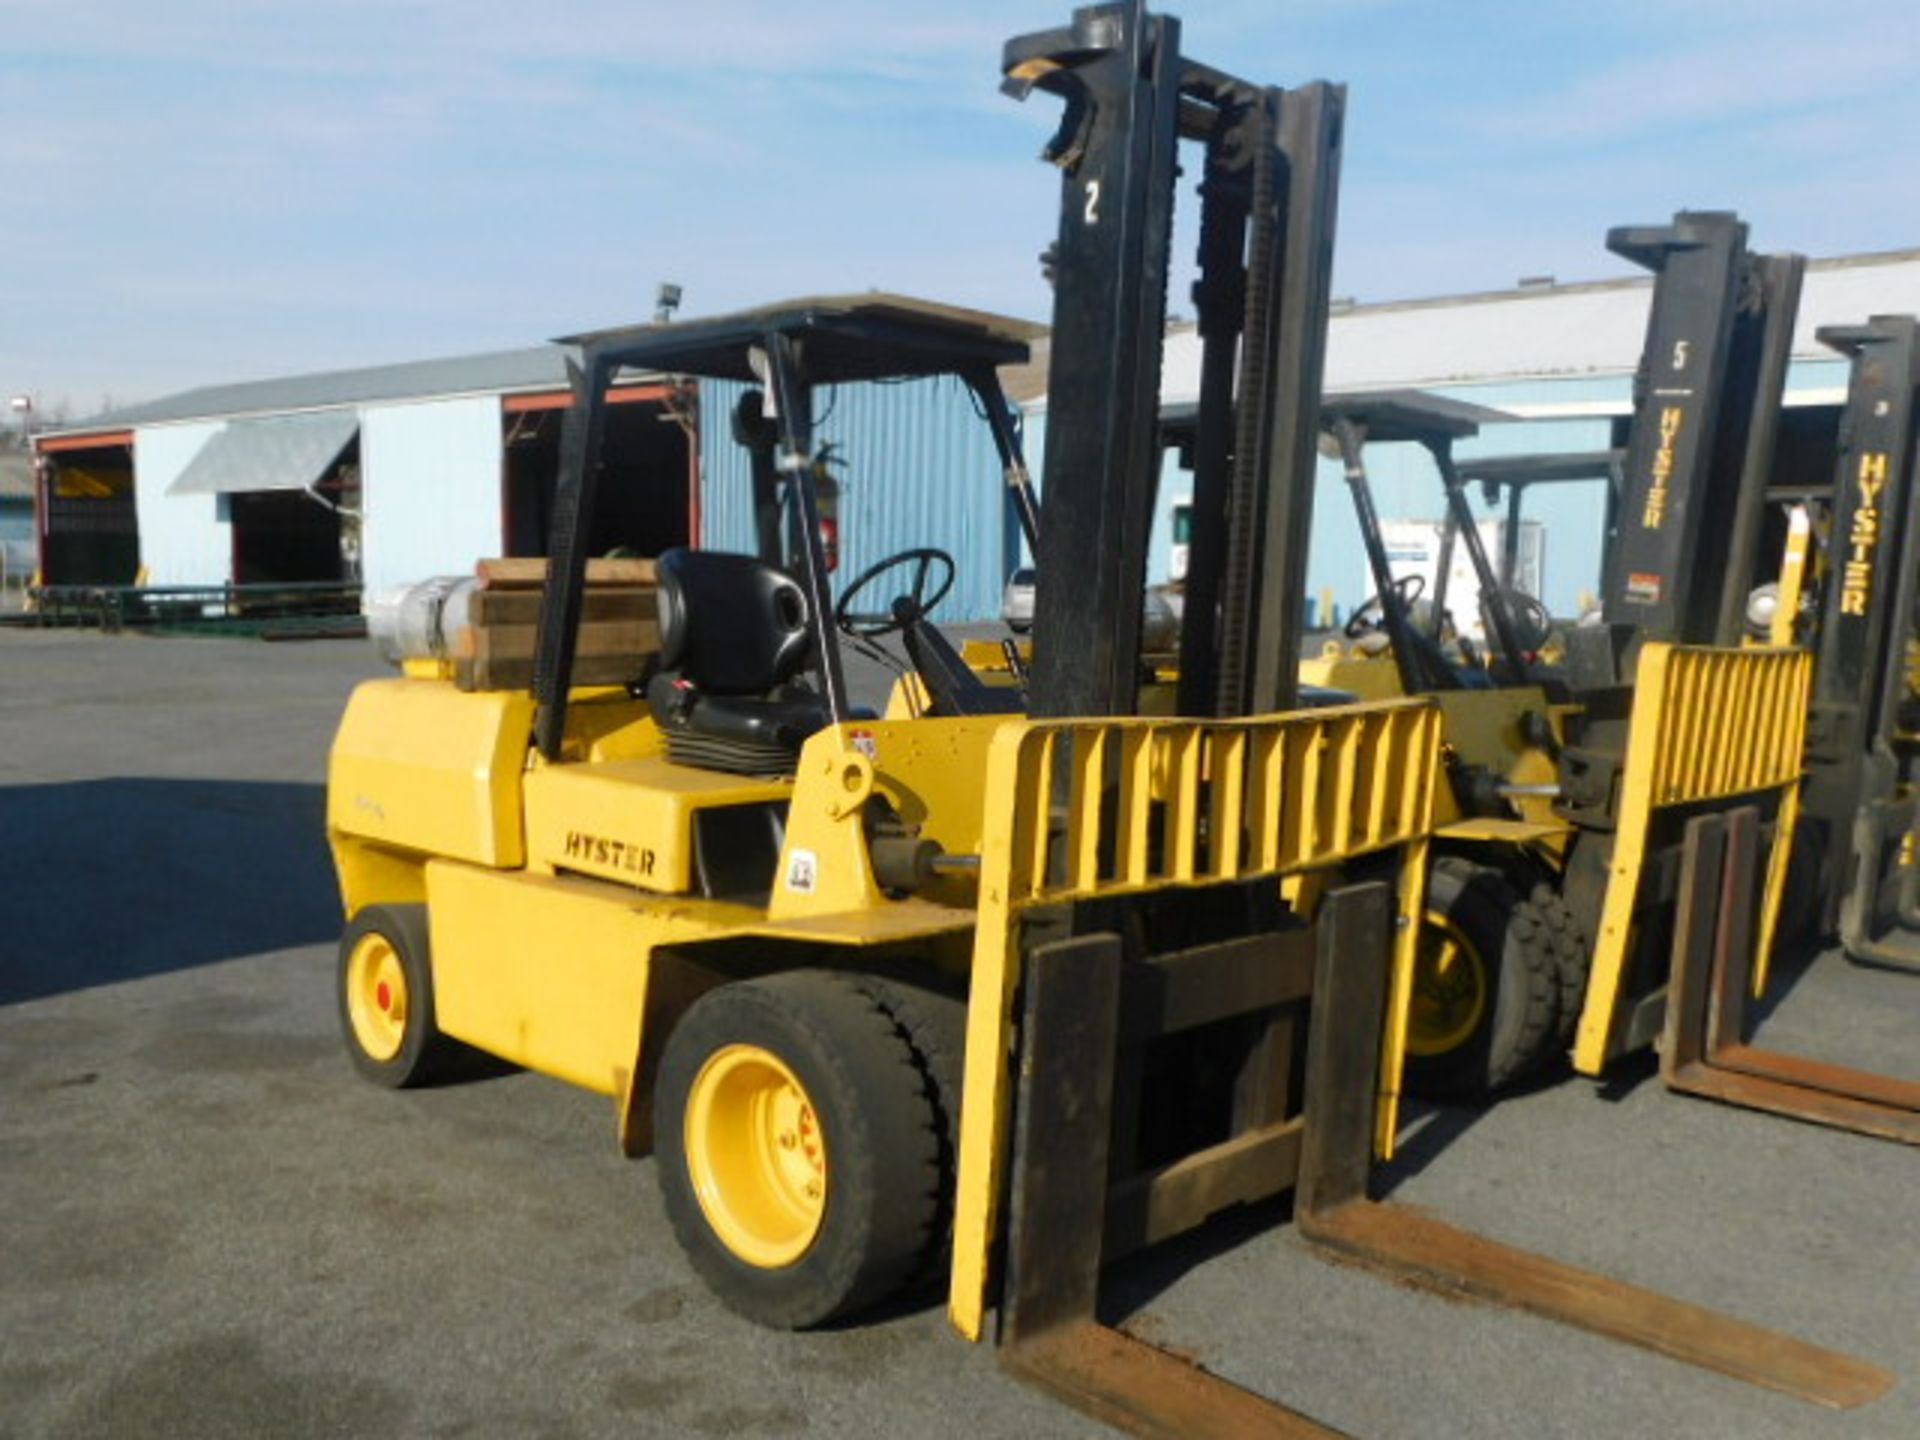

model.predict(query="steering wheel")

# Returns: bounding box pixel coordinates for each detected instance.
[1345,573,1425,639]
[835,547,957,638]
[1488,588,1552,652]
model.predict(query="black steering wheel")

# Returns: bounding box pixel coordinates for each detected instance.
[835,547,957,638]
[1345,573,1425,639]
[1488,588,1552,653]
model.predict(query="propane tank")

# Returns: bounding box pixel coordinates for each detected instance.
[365,576,477,666]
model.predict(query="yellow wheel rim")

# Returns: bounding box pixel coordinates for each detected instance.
[1406,911,1489,1058]
[684,1044,827,1268]
[345,932,409,1062]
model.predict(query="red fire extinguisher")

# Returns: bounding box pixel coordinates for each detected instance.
[811,446,843,574]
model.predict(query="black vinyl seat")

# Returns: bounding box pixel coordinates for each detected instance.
[645,548,831,774]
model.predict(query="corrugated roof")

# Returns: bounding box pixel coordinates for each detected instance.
[48,345,570,436]
[1317,245,1920,320]
[1160,247,1920,400]
[1008,249,1920,411]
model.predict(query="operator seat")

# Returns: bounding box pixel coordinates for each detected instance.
[644,548,831,775]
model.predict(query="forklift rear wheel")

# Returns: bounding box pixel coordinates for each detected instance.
[337,904,464,1088]
[654,970,945,1329]
[1404,860,1560,1100]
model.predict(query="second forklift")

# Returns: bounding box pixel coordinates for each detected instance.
[1288,212,1815,1100]
[1647,313,1920,1145]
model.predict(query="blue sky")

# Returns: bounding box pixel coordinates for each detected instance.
[3,0,1916,415]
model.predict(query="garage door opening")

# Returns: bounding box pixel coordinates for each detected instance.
[230,437,358,584]
[503,386,692,559]
[36,435,140,586]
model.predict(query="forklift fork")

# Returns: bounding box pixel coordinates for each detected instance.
[998,886,1890,1438]
[1662,806,1920,1144]
[1293,876,1889,1411]
[999,904,1365,1439]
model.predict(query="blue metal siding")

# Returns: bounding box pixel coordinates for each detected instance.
[699,375,1019,622]
[0,498,33,579]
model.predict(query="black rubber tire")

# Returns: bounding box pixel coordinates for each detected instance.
[336,903,466,1089]
[653,970,944,1329]
[1403,859,1561,1101]
[849,975,965,1292]
[1522,881,1590,1050]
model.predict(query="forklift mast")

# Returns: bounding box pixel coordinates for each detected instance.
[1798,316,1920,954]
[986,19,1890,1407]
[1549,219,1810,1059]
[1579,212,1803,683]
[1005,1,1343,721]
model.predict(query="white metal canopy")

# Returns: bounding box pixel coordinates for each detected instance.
[165,410,358,497]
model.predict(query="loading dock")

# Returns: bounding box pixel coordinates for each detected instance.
[161,410,363,586]
[502,383,693,559]
[33,431,139,586]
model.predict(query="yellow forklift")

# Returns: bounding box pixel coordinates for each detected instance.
[1265,213,1814,1102]
[326,4,1885,1430]
[1160,389,1587,1097]
[1289,392,1584,1098]
[1643,313,1920,1143]
[1152,214,1799,1102]
[1333,279,1920,1149]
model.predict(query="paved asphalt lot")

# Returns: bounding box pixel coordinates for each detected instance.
[2,628,1918,1439]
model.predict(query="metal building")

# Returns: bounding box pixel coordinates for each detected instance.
[0,447,34,597]
[1153,246,1920,617]
[31,348,692,597]
[32,252,1920,624]
[1009,247,1920,621]
[699,373,1032,623]
[31,304,1045,619]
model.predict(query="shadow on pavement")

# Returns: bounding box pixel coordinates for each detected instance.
[1744,942,1828,1030]
[0,778,338,1004]
[1098,1193,1291,1328]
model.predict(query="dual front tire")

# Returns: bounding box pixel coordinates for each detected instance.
[1404,859,1585,1100]
[653,971,962,1329]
